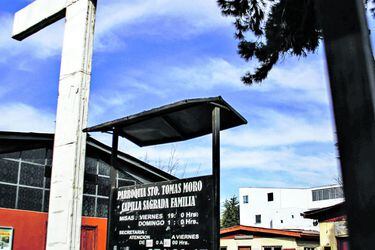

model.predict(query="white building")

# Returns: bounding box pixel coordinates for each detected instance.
[239,185,344,230]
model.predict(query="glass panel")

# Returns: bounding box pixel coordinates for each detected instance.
[20,163,44,187]
[18,187,43,211]
[0,159,19,184]
[45,177,51,189]
[98,160,110,176]
[44,190,50,212]
[21,148,46,165]
[82,195,95,217]
[0,151,21,159]
[118,179,136,187]
[83,182,96,195]
[46,149,53,165]
[85,157,97,174]
[97,198,108,218]
[98,177,110,197]
[0,184,16,208]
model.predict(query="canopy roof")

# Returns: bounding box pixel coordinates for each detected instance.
[84,96,247,147]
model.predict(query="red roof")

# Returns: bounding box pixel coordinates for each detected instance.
[220,225,319,239]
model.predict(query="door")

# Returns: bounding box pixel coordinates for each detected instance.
[80,226,97,250]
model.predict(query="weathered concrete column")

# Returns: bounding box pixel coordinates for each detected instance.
[45,0,96,249]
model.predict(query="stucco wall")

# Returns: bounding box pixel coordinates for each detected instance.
[220,236,316,250]
[319,222,337,250]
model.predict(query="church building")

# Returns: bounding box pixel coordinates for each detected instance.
[0,131,176,250]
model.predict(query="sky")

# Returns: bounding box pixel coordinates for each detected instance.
[2,0,372,202]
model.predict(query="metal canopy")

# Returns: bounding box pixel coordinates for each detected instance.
[84,96,247,147]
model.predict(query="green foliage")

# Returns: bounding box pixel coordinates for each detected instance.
[221,195,240,228]
[217,0,375,84]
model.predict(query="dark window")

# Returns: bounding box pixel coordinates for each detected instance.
[18,187,43,211]
[0,159,19,184]
[44,191,50,212]
[292,215,294,218]
[243,195,249,204]
[97,198,108,218]
[82,195,95,217]
[220,247,227,250]
[20,163,44,187]
[98,177,110,197]
[0,184,16,208]
[83,182,96,195]
[85,157,97,174]
[0,151,20,159]
[118,179,136,187]
[281,220,283,223]
[267,192,274,201]
[263,247,281,250]
[255,214,261,223]
[21,148,46,165]
[98,161,110,176]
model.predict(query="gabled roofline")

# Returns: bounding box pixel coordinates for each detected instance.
[0,131,176,181]
[220,225,319,239]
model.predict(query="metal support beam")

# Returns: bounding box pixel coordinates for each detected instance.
[107,129,119,250]
[315,0,375,248]
[212,107,220,250]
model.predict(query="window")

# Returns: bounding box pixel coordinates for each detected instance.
[263,247,282,250]
[238,247,251,250]
[0,150,141,217]
[255,214,261,224]
[292,215,294,218]
[304,248,316,250]
[220,247,227,250]
[267,192,274,201]
[243,195,249,204]
[280,220,283,223]
[312,187,344,201]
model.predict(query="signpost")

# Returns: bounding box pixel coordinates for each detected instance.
[12,0,97,249]
[84,97,247,250]
[110,176,213,249]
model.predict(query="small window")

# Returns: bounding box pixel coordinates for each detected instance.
[292,215,294,218]
[263,247,282,250]
[255,214,261,224]
[281,220,283,223]
[305,248,316,250]
[243,195,249,204]
[220,247,227,250]
[267,192,274,201]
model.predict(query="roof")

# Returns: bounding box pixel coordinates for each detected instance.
[0,131,176,182]
[302,202,346,222]
[220,225,319,239]
[84,96,247,147]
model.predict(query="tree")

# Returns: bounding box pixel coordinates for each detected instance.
[217,0,375,85]
[221,195,240,228]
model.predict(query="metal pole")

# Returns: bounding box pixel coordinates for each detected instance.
[212,107,220,250]
[315,0,375,248]
[106,129,119,250]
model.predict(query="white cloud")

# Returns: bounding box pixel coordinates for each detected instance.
[222,108,335,148]
[0,103,55,132]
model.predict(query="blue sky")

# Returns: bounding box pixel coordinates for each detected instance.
[2,0,364,202]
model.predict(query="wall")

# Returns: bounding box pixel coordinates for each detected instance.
[0,208,107,250]
[220,236,310,250]
[239,186,344,230]
[319,222,338,250]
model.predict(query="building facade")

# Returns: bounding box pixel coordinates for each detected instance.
[239,186,344,230]
[302,202,349,250]
[220,225,319,250]
[0,131,175,250]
